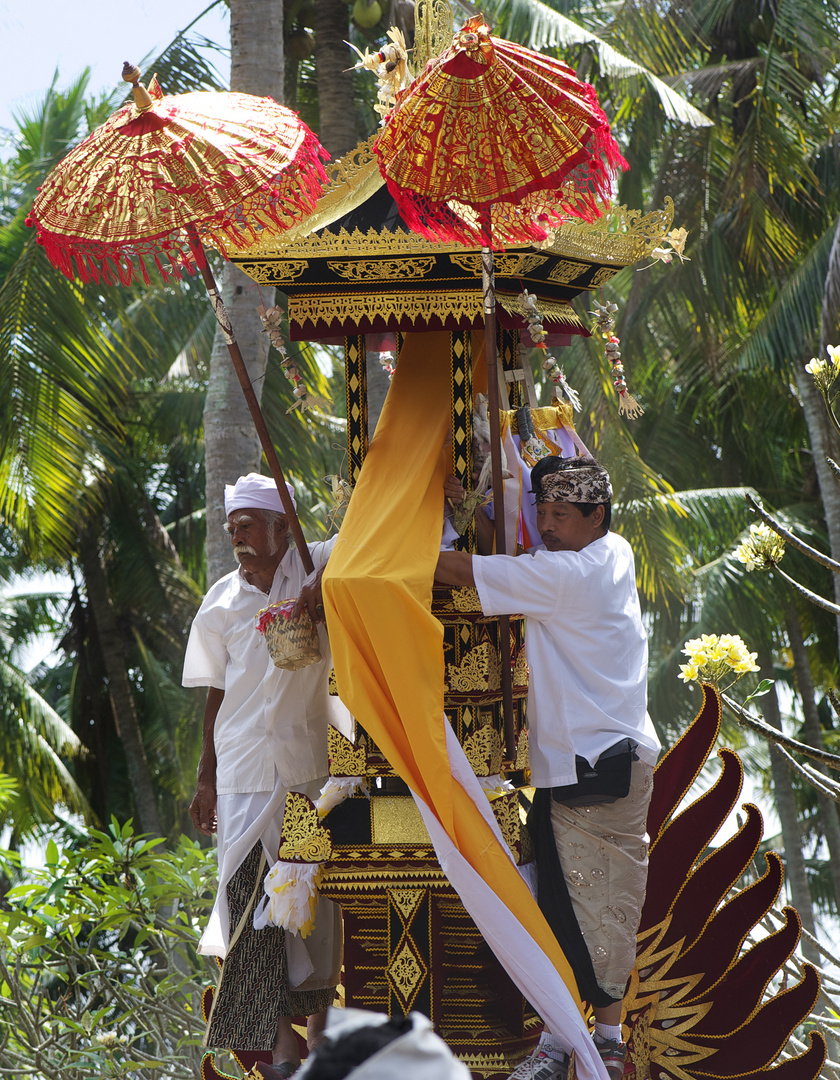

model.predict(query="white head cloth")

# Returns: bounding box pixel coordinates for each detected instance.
[224,472,296,517]
[296,1007,471,1080]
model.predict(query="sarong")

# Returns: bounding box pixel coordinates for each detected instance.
[530,759,654,1004]
[206,843,337,1050]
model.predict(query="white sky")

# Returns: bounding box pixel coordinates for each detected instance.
[0,0,230,144]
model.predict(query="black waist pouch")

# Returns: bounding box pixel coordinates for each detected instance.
[551,738,638,807]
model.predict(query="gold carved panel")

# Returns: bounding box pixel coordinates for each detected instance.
[449,252,548,277]
[589,267,620,288]
[328,726,366,777]
[492,794,521,860]
[451,586,483,612]
[327,257,436,281]
[277,791,332,862]
[388,940,426,1006]
[547,259,591,284]
[237,258,308,285]
[446,640,501,693]
[463,725,503,777]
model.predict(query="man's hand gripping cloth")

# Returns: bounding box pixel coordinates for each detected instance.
[322,330,608,1080]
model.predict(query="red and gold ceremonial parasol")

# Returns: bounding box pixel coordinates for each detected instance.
[27,66,329,572]
[374,16,627,742]
[374,15,626,249]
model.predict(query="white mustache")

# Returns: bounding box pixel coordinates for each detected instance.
[234,544,257,561]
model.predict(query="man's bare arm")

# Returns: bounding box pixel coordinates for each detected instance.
[435,550,476,587]
[189,686,223,835]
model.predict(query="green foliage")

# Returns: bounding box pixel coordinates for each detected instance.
[0,820,217,1079]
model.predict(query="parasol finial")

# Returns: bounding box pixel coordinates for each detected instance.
[121,62,153,112]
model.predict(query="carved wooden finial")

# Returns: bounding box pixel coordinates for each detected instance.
[121,62,153,112]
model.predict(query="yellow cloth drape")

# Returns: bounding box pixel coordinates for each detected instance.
[323,330,584,1013]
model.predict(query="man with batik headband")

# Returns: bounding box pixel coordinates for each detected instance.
[435,455,660,1080]
[183,473,351,1080]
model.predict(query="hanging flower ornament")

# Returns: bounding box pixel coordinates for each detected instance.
[518,289,581,412]
[589,300,643,419]
[643,227,690,268]
[734,523,786,572]
[678,634,760,690]
[347,27,411,119]
[379,351,397,378]
[325,472,353,530]
[257,302,329,414]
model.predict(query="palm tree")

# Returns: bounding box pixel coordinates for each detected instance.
[0,572,91,841]
[480,0,840,937]
[0,65,217,837]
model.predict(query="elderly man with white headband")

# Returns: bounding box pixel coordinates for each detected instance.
[436,455,660,1080]
[182,473,351,1080]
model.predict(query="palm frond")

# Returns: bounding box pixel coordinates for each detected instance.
[487,0,713,127]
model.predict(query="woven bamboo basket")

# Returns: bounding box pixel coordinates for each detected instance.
[259,601,322,671]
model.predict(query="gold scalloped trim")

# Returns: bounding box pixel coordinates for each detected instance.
[541,197,676,264]
[240,223,470,260]
[235,198,676,270]
[278,289,583,331]
[288,289,477,327]
[496,294,583,328]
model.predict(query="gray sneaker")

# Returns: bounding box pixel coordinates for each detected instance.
[508,1047,570,1080]
[594,1037,627,1080]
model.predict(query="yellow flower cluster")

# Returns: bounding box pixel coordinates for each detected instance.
[805,344,840,394]
[734,522,785,571]
[678,633,760,688]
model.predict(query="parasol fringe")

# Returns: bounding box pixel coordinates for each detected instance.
[152,254,171,284]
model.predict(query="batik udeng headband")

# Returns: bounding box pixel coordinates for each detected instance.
[533,466,612,504]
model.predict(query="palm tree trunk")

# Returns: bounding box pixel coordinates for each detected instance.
[204,0,285,586]
[794,361,840,647]
[797,212,840,653]
[315,0,358,159]
[757,646,818,965]
[78,532,162,837]
[784,604,840,911]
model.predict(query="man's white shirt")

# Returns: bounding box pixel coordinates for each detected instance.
[182,537,351,794]
[472,531,660,788]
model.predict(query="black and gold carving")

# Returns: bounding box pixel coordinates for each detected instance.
[344,335,368,485]
[276,792,332,863]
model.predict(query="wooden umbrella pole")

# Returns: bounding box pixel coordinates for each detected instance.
[187,225,315,576]
[481,241,516,760]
